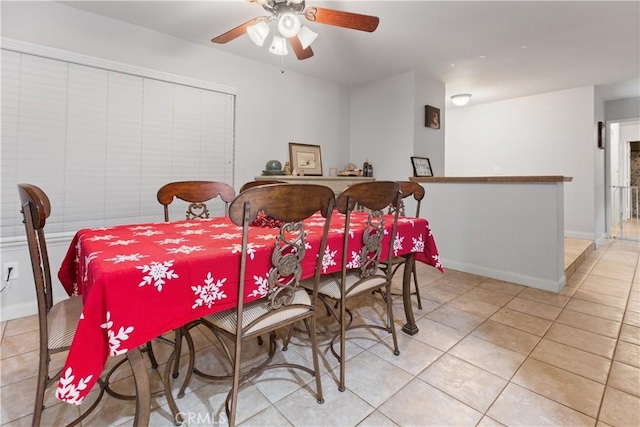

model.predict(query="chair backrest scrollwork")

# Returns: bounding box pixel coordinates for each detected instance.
[157,180,236,221]
[228,184,335,319]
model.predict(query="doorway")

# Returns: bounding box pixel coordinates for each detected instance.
[608,119,640,241]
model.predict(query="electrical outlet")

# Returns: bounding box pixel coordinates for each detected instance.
[494,166,503,174]
[3,262,19,281]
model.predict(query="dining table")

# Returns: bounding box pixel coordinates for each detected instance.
[56,210,442,424]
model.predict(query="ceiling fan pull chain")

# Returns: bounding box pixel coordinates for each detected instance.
[281,55,285,74]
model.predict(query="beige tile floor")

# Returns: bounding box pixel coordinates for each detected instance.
[1,238,639,426]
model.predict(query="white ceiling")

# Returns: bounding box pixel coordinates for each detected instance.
[60,0,640,107]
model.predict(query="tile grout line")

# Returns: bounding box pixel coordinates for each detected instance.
[592,243,640,424]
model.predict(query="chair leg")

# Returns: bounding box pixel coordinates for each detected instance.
[386,284,400,356]
[172,329,182,378]
[282,324,294,351]
[164,342,188,426]
[412,263,422,310]
[226,334,244,427]
[303,317,324,404]
[177,328,196,399]
[32,351,48,427]
[338,297,346,392]
[145,341,158,369]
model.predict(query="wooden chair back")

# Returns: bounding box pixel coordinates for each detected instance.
[157,181,236,221]
[18,183,54,321]
[238,180,286,193]
[336,181,402,279]
[391,181,425,217]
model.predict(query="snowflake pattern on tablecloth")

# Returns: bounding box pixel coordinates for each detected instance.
[226,242,264,260]
[322,245,338,273]
[105,253,148,264]
[427,223,433,237]
[306,221,324,228]
[88,234,117,241]
[56,367,93,405]
[209,223,230,228]
[100,311,134,356]
[181,229,207,236]
[210,232,242,240]
[411,235,425,253]
[129,225,154,231]
[134,229,164,237]
[157,238,188,245]
[432,254,442,270]
[254,234,277,241]
[175,222,202,228]
[167,245,205,255]
[107,240,138,246]
[248,274,269,298]
[137,260,179,291]
[347,250,361,269]
[398,217,416,226]
[83,252,102,282]
[191,273,227,309]
[393,234,405,256]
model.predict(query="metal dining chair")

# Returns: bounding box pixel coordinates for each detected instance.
[382,181,425,309]
[18,184,105,427]
[156,180,237,378]
[303,181,402,392]
[164,183,334,426]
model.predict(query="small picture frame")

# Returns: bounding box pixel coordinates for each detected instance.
[425,105,440,129]
[411,156,433,177]
[289,142,323,176]
[597,121,605,149]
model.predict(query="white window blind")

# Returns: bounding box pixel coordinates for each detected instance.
[1,49,235,239]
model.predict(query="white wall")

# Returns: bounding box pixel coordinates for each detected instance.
[446,86,600,240]
[349,71,445,180]
[0,1,352,320]
[594,92,606,242]
[413,73,446,176]
[0,1,351,188]
[605,97,640,121]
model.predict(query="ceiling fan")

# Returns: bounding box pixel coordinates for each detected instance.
[211,0,380,60]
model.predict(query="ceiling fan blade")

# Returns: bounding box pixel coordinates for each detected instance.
[211,18,261,44]
[305,7,379,32]
[289,36,314,60]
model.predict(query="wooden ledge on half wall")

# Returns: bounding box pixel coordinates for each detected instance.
[409,176,573,183]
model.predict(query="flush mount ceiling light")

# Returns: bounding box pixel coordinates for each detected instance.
[210,0,379,60]
[451,94,472,106]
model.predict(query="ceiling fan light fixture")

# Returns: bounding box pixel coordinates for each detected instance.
[451,94,472,106]
[269,35,288,55]
[297,26,318,49]
[277,10,301,38]
[247,20,270,46]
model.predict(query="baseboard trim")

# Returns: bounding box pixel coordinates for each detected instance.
[564,231,595,240]
[0,300,38,321]
[442,259,566,292]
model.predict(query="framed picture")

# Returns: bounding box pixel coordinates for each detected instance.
[425,105,440,129]
[289,142,323,176]
[598,121,605,149]
[411,156,433,177]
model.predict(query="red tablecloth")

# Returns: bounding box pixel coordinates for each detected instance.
[56,211,442,404]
